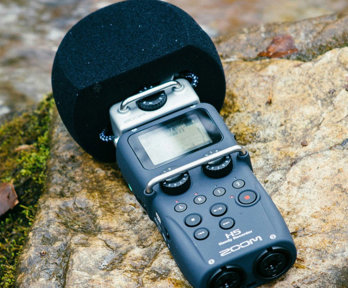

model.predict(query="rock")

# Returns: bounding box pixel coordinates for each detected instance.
[223,47,348,287]
[217,11,348,61]
[16,110,190,288]
[17,15,348,288]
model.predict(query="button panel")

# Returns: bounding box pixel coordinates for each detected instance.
[173,181,253,240]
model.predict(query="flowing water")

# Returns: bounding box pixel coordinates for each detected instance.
[0,0,347,120]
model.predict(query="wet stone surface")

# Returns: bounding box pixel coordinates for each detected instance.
[17,14,348,288]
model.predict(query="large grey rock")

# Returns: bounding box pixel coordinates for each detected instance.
[217,11,348,60]
[222,48,348,287]
[18,15,348,288]
[17,111,189,288]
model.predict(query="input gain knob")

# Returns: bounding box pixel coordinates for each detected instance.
[137,91,167,111]
[160,172,190,195]
[203,155,232,178]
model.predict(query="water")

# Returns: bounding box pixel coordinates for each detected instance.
[0,0,347,120]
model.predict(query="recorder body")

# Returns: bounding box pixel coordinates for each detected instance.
[112,80,296,288]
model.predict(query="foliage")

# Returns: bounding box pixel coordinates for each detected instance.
[0,95,54,287]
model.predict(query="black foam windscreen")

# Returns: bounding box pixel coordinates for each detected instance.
[52,0,226,162]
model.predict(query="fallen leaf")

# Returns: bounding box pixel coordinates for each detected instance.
[0,183,19,216]
[258,34,298,58]
[14,144,34,152]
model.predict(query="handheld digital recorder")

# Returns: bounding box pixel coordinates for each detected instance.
[51,1,296,287]
[111,79,296,288]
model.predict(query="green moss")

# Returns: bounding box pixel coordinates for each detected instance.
[0,95,54,287]
[220,92,256,145]
[220,91,241,119]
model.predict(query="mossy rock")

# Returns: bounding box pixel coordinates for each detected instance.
[0,96,54,288]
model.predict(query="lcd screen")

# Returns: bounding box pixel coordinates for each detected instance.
[138,114,213,165]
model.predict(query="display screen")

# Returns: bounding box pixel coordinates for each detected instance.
[129,109,222,169]
[138,114,213,165]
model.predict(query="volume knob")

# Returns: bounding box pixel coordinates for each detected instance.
[137,92,167,111]
[203,156,232,178]
[161,173,191,195]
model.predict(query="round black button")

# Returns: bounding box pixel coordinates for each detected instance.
[194,228,209,240]
[238,190,257,205]
[185,213,202,227]
[219,217,235,230]
[213,187,226,197]
[232,179,245,189]
[174,203,187,212]
[194,195,207,205]
[210,203,227,217]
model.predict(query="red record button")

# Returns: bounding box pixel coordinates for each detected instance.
[238,190,257,205]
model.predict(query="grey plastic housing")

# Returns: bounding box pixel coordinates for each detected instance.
[110,79,199,139]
